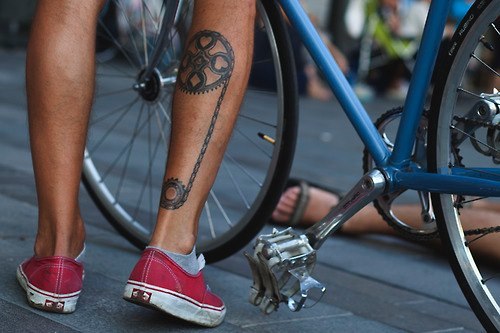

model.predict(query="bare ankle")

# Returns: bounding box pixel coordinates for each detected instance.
[34,218,86,258]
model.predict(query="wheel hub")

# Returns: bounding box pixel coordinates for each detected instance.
[134,68,162,102]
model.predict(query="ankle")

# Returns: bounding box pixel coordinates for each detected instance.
[149,234,196,255]
[148,246,200,274]
[34,218,86,258]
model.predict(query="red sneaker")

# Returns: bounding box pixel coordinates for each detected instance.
[123,248,226,327]
[16,255,84,313]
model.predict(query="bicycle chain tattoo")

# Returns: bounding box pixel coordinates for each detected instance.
[452,115,500,236]
[160,30,234,210]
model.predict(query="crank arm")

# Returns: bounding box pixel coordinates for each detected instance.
[305,169,387,249]
[417,190,435,224]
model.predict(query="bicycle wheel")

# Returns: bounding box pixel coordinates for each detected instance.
[429,0,500,330]
[83,0,298,263]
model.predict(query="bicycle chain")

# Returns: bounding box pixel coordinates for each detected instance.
[463,226,500,237]
[451,115,500,236]
[453,115,500,130]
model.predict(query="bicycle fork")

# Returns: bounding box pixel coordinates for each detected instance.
[245,169,386,314]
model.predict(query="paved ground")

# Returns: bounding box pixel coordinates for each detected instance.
[0,48,488,332]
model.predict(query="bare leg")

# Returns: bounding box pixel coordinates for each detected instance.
[272,184,500,261]
[149,0,256,254]
[473,198,500,214]
[27,0,106,258]
[272,185,395,234]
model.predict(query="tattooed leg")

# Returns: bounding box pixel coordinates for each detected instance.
[149,0,256,253]
[160,30,234,210]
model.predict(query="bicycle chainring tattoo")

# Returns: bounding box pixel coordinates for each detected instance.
[160,30,234,210]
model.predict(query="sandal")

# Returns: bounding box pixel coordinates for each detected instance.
[269,177,344,228]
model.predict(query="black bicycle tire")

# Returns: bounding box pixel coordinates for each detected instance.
[428,0,500,330]
[83,0,298,263]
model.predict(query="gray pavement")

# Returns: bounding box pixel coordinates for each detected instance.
[0,48,487,332]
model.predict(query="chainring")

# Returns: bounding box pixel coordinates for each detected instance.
[362,107,440,241]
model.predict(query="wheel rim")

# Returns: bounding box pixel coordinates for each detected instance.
[432,4,500,329]
[84,0,288,254]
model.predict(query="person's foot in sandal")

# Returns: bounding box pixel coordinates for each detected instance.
[270,178,379,235]
[270,178,342,228]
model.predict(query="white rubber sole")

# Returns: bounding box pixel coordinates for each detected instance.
[16,266,81,313]
[123,280,226,327]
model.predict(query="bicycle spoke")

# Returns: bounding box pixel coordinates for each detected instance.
[234,126,272,159]
[101,103,153,180]
[450,124,500,154]
[114,0,147,68]
[113,105,149,200]
[90,97,139,126]
[204,201,216,239]
[153,102,171,146]
[156,98,172,123]
[144,0,169,47]
[131,107,163,224]
[142,1,162,32]
[154,105,169,147]
[209,190,233,227]
[157,2,194,70]
[161,30,179,69]
[97,19,139,70]
[238,112,277,128]
[457,86,483,99]
[460,196,489,205]
[132,116,166,224]
[482,273,500,284]
[471,53,500,78]
[97,60,136,80]
[140,2,149,67]
[466,231,495,245]
[246,87,283,95]
[252,58,273,65]
[95,87,134,99]
[118,1,169,71]
[147,104,154,226]
[225,152,262,187]
[89,98,139,153]
[222,161,251,209]
[95,72,134,79]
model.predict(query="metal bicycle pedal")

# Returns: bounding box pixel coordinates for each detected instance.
[244,227,325,314]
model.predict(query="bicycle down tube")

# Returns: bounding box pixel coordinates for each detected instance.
[278,0,391,167]
[278,0,500,198]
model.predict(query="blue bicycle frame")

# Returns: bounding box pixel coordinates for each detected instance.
[278,0,500,198]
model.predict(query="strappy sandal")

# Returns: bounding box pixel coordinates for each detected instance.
[269,177,344,228]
